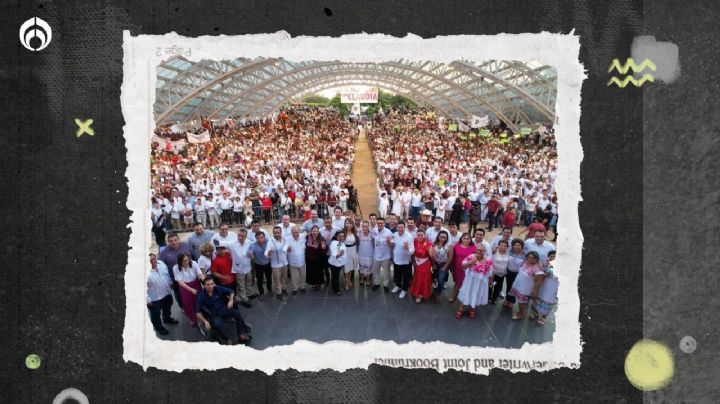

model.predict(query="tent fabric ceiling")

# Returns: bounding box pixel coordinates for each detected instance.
[154,57,557,131]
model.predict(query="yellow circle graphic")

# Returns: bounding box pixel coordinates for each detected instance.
[625,339,674,391]
[25,354,41,370]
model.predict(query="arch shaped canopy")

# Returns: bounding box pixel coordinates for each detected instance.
[155,57,557,131]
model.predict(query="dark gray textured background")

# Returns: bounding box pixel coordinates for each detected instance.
[0,0,709,402]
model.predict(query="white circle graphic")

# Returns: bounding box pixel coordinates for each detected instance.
[19,17,52,51]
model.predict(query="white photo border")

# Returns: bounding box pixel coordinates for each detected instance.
[122,31,585,374]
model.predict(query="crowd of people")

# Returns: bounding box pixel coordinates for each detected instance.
[147,213,559,344]
[368,109,558,238]
[149,106,360,247]
[146,106,560,345]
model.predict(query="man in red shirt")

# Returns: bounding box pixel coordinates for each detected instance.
[485,194,501,232]
[210,241,235,291]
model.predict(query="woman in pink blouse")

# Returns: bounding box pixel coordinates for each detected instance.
[447,233,477,303]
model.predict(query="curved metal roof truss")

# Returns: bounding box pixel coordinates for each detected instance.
[155,57,557,130]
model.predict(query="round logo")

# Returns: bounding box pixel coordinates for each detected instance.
[19,17,52,51]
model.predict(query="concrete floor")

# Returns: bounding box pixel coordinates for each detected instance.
[157,271,555,349]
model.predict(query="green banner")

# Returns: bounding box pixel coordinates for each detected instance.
[499,138,510,144]
[514,134,521,139]
[479,129,490,137]
[448,123,458,132]
[520,127,532,135]
[500,132,508,138]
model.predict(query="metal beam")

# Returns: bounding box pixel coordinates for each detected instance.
[249,78,453,118]
[450,60,555,122]
[156,58,279,123]
[212,63,472,119]
[238,69,472,118]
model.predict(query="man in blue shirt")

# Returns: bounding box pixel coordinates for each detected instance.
[249,231,273,300]
[195,277,251,345]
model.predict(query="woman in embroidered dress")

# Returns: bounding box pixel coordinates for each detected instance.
[408,229,433,303]
[455,247,493,319]
[508,251,545,320]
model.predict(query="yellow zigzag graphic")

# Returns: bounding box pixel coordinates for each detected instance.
[608,58,657,74]
[607,74,655,88]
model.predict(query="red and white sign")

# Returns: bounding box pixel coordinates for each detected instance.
[341,88,378,103]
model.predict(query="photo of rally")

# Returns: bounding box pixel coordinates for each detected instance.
[147,57,559,349]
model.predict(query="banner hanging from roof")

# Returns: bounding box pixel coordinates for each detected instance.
[340,88,378,103]
[187,129,211,144]
[470,115,489,128]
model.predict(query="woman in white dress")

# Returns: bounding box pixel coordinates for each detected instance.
[343,219,359,290]
[357,220,375,287]
[391,187,403,217]
[455,247,494,320]
[376,191,389,217]
[508,251,545,320]
[437,196,448,223]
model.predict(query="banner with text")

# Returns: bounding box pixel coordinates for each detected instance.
[341,88,378,103]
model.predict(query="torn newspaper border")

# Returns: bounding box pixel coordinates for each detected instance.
[121,31,585,374]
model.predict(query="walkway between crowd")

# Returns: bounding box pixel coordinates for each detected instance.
[351,126,378,218]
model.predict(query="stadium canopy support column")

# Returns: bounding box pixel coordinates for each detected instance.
[351,126,378,218]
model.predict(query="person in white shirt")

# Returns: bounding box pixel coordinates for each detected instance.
[182,198,194,229]
[405,218,418,239]
[328,230,348,296]
[473,228,493,259]
[523,230,556,266]
[491,227,515,253]
[226,228,254,308]
[232,196,244,225]
[377,190,389,217]
[446,223,462,246]
[367,213,379,238]
[147,254,178,335]
[278,215,296,240]
[218,193,234,224]
[246,219,271,244]
[212,223,238,245]
[206,194,220,229]
[331,207,346,230]
[171,199,183,230]
[172,252,206,327]
[425,217,449,244]
[390,222,415,299]
[400,189,412,219]
[410,188,423,219]
[371,218,393,292]
[194,196,207,227]
[286,226,307,294]
[265,226,289,298]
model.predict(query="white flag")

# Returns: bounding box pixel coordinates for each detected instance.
[459,121,470,132]
[470,115,489,128]
[187,129,211,144]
